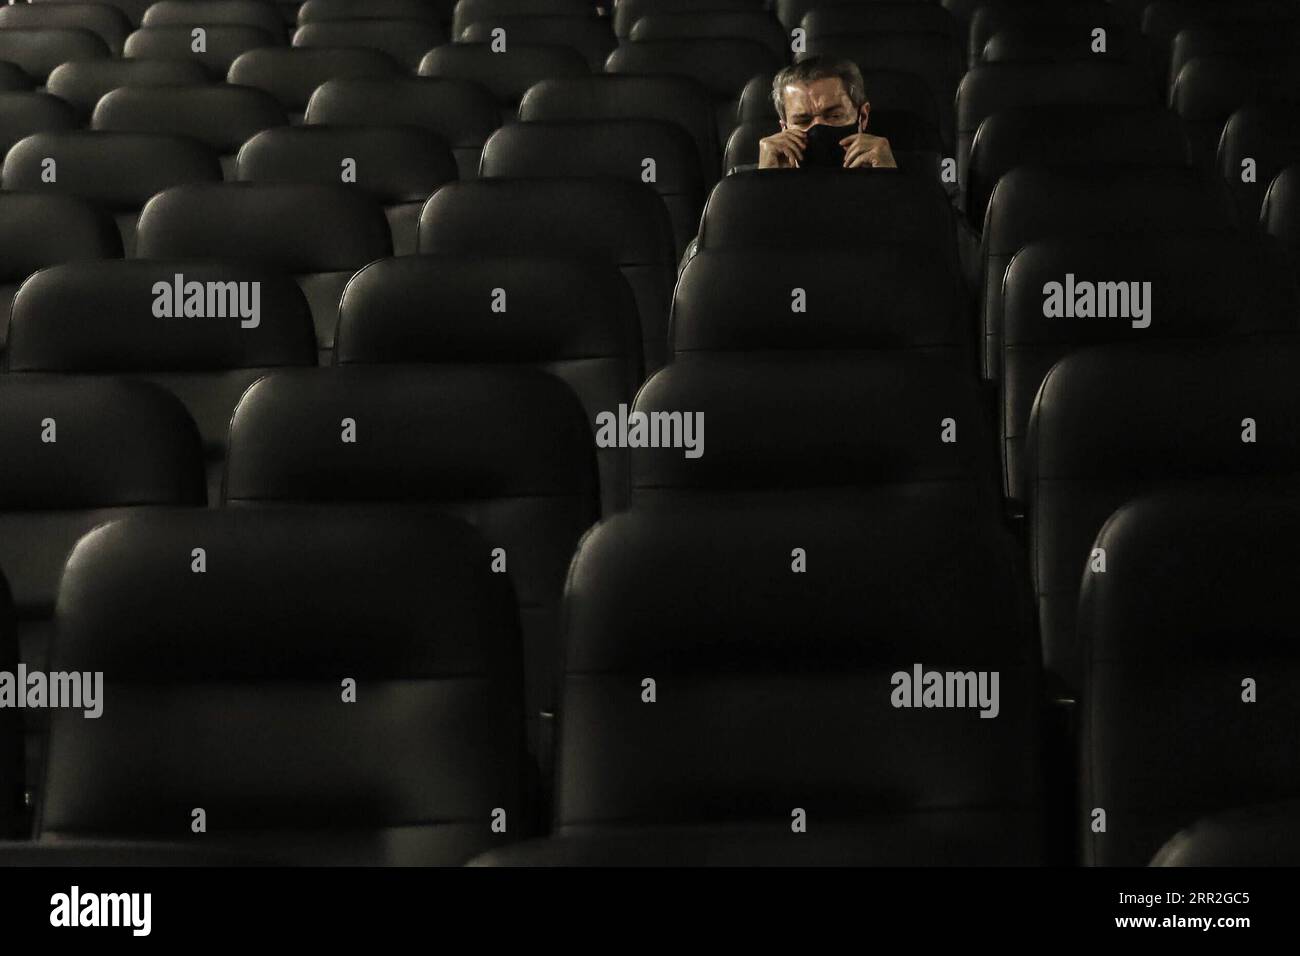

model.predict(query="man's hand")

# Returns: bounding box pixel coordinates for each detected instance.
[840,132,896,169]
[757,128,806,168]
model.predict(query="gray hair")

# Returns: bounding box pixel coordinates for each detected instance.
[770,56,866,123]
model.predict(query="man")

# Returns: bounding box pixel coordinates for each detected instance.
[758,57,897,170]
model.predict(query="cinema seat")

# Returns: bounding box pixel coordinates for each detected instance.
[616,0,763,40]
[32,0,153,29]
[305,76,499,180]
[293,19,447,71]
[44,58,209,117]
[299,0,446,25]
[1218,104,1300,229]
[629,11,788,61]
[1167,21,1300,97]
[334,254,642,512]
[1000,232,1299,504]
[1263,164,1300,266]
[967,1,1121,67]
[1141,0,1300,90]
[93,84,289,176]
[236,125,457,255]
[222,366,599,781]
[227,45,401,121]
[418,178,676,372]
[0,91,77,156]
[135,182,392,357]
[0,567,17,839]
[1027,338,1300,693]
[143,0,287,40]
[801,4,959,45]
[0,28,110,83]
[980,167,1236,381]
[478,501,1045,865]
[418,43,587,123]
[479,120,703,257]
[671,246,968,367]
[0,193,122,360]
[39,509,530,865]
[1171,53,1300,170]
[1079,490,1300,865]
[0,62,34,92]
[452,0,592,38]
[6,260,317,500]
[1151,801,1300,866]
[1,130,222,256]
[460,16,615,73]
[631,353,998,513]
[124,24,281,79]
[0,376,204,814]
[0,3,131,55]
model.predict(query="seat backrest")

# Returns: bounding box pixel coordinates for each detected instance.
[334,254,642,512]
[460,16,615,72]
[418,178,676,372]
[7,259,316,498]
[1142,0,1300,88]
[0,28,110,83]
[124,24,280,78]
[1001,231,1299,503]
[1027,336,1300,691]
[1,130,222,256]
[292,18,447,71]
[629,11,789,61]
[1080,490,1300,865]
[417,42,587,118]
[616,0,763,39]
[803,4,959,42]
[45,58,209,117]
[135,183,392,354]
[479,119,703,257]
[41,508,529,865]
[452,0,593,37]
[227,45,401,115]
[981,166,1236,381]
[300,0,444,24]
[671,246,967,367]
[1172,52,1300,171]
[1263,164,1300,265]
[236,125,457,255]
[305,76,499,180]
[0,91,77,157]
[630,353,998,512]
[30,0,153,28]
[967,0,1118,66]
[1218,104,1300,229]
[222,366,599,769]
[143,0,287,39]
[553,502,1044,864]
[0,3,131,54]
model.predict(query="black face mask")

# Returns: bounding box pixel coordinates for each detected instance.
[799,121,860,169]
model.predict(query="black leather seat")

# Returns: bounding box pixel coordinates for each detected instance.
[451,0,593,38]
[1151,801,1300,866]
[227,45,401,120]
[417,42,587,124]
[1263,163,1300,268]
[292,18,446,71]
[0,3,130,54]
[144,0,288,39]
[1079,490,1300,865]
[124,24,281,79]
[135,182,392,357]
[419,178,676,372]
[967,0,1123,67]
[236,125,457,255]
[617,0,763,40]
[630,11,788,61]
[300,0,447,25]
[0,28,109,84]
[0,90,76,157]
[6,259,317,501]
[459,16,614,73]
[335,254,641,512]
[222,366,599,777]
[1,130,222,256]
[38,508,530,865]
[1027,338,1300,693]
[1218,103,1300,228]
[44,57,209,117]
[1171,52,1300,170]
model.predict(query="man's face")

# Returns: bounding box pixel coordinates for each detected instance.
[780,77,862,132]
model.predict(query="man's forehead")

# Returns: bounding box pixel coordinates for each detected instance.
[782,76,851,113]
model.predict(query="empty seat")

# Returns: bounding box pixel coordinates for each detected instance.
[293,19,447,71]
[93,84,288,176]
[6,260,317,500]
[0,62,35,93]
[1168,21,1300,92]
[223,366,599,775]
[419,179,676,371]
[0,193,121,359]
[966,105,1191,227]
[672,247,967,366]
[0,29,110,83]
[980,167,1236,381]
[136,183,391,355]
[0,567,17,838]
[125,25,281,79]
[1142,0,1300,88]
[460,16,615,73]
[802,4,959,42]
[616,0,764,39]
[967,0,1120,67]
[300,0,447,24]
[606,38,780,137]
[0,91,77,156]
[452,0,592,38]
[1263,164,1300,265]
[1172,53,1300,171]
[479,120,702,257]
[1218,104,1300,228]
[0,3,131,55]
[418,43,587,122]
[1079,490,1300,865]
[30,0,153,28]
[507,499,1044,864]
[956,62,1156,192]
[143,0,287,40]
[1028,337,1300,693]
[695,169,957,271]
[335,254,642,512]
[228,46,401,119]
[1151,801,1300,866]
[0,376,204,810]
[45,58,209,116]
[41,508,530,865]
[520,74,720,185]
[1001,232,1299,503]
[2,131,222,256]
[305,76,498,179]
[629,11,788,61]
[236,126,456,255]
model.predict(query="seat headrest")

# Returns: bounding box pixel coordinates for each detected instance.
[0,193,121,279]
[92,85,288,154]
[957,61,1155,138]
[604,38,779,98]
[0,29,111,82]
[417,43,587,104]
[46,58,209,114]
[228,46,401,110]
[305,76,499,148]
